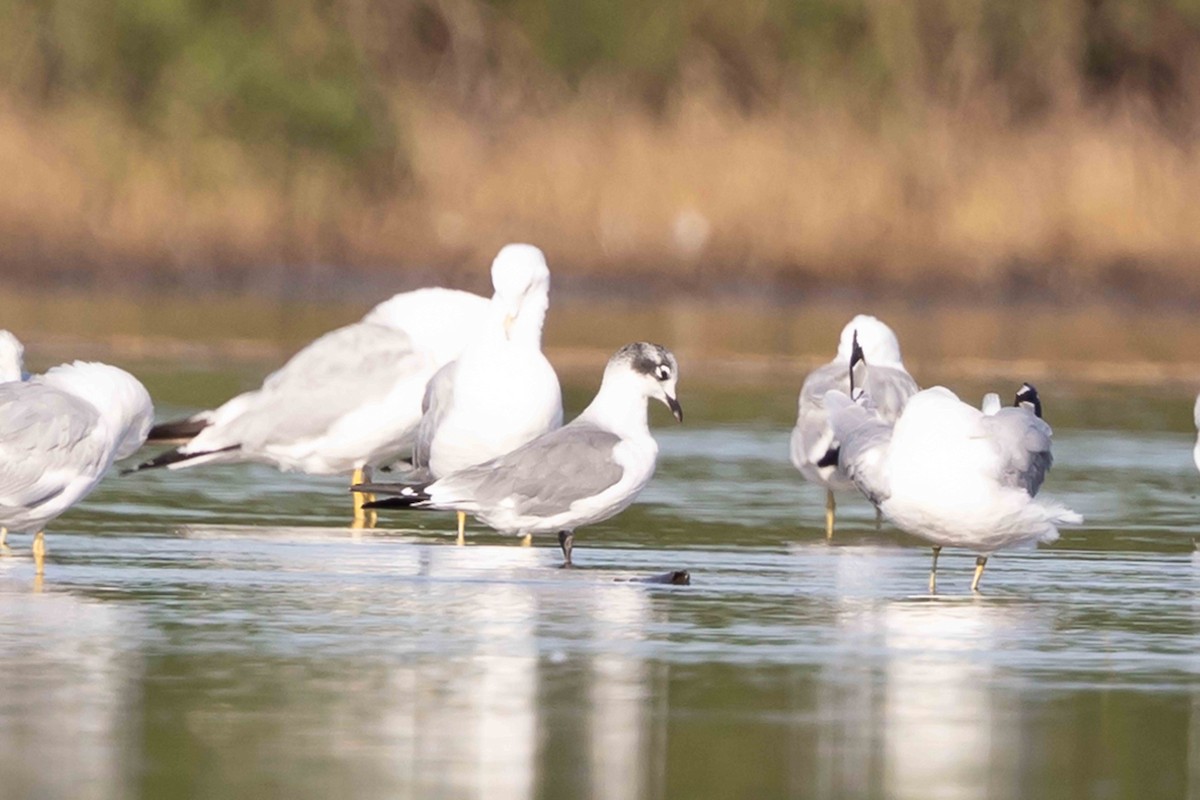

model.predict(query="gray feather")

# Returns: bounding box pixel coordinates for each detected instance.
[0,383,104,510]
[436,422,624,518]
[214,322,421,449]
[412,361,456,469]
[980,408,1054,496]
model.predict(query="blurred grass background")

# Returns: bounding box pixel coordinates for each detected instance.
[2,0,1200,301]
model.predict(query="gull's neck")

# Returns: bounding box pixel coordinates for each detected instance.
[40,362,151,458]
[578,372,650,438]
[488,288,549,348]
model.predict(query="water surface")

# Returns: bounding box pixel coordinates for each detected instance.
[0,370,1197,799]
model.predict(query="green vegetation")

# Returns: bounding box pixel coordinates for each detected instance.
[2,0,1200,297]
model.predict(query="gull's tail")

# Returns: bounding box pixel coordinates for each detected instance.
[1020,499,1083,546]
[147,415,211,443]
[353,481,432,510]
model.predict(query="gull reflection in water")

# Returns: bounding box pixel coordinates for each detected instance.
[880,599,1027,800]
[587,583,668,800]
[0,587,138,799]
[811,545,1031,800]
[400,545,541,800]
[1189,547,1200,798]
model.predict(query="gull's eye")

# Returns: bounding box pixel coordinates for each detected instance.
[654,364,671,381]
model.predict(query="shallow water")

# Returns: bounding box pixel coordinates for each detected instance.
[1,368,1198,799]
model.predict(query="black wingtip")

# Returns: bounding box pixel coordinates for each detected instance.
[363,496,423,510]
[146,417,210,443]
[123,444,239,475]
[816,447,841,468]
[849,330,865,393]
[353,481,432,510]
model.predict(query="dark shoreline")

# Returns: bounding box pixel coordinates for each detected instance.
[4,257,1200,311]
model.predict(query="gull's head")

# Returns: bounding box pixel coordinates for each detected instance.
[835,315,904,368]
[607,342,682,422]
[1014,382,1043,419]
[0,329,25,383]
[41,361,155,460]
[490,243,551,340]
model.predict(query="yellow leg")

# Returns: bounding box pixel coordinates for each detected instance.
[32,530,45,575]
[970,556,988,593]
[824,490,836,540]
[928,546,942,594]
[351,467,377,528]
[520,533,532,547]
[0,526,8,550]
[456,511,466,546]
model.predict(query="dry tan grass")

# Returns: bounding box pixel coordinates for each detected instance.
[3,88,1200,298]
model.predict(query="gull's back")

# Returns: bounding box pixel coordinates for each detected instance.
[0,382,106,531]
[183,321,425,471]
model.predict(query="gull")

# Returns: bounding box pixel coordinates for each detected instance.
[790,315,918,538]
[354,342,682,566]
[0,361,154,573]
[410,243,563,545]
[827,381,1080,593]
[126,256,538,525]
[145,287,490,443]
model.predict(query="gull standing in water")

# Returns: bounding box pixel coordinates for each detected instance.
[410,244,563,545]
[127,272,501,524]
[827,380,1080,593]
[790,315,918,539]
[355,342,682,566]
[0,361,154,572]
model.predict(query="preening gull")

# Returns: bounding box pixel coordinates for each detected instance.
[355,342,682,566]
[827,381,1080,593]
[127,265,514,524]
[0,361,153,572]
[790,315,918,538]
[411,244,563,544]
[145,287,491,445]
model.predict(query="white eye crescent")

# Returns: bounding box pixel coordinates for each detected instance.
[654,364,671,381]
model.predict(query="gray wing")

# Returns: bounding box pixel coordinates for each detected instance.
[436,423,624,517]
[412,361,456,469]
[825,390,893,505]
[261,321,416,395]
[980,408,1053,496]
[0,383,104,509]
[792,362,847,467]
[861,364,919,424]
[218,322,422,448]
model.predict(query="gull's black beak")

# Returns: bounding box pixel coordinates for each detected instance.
[666,394,683,422]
